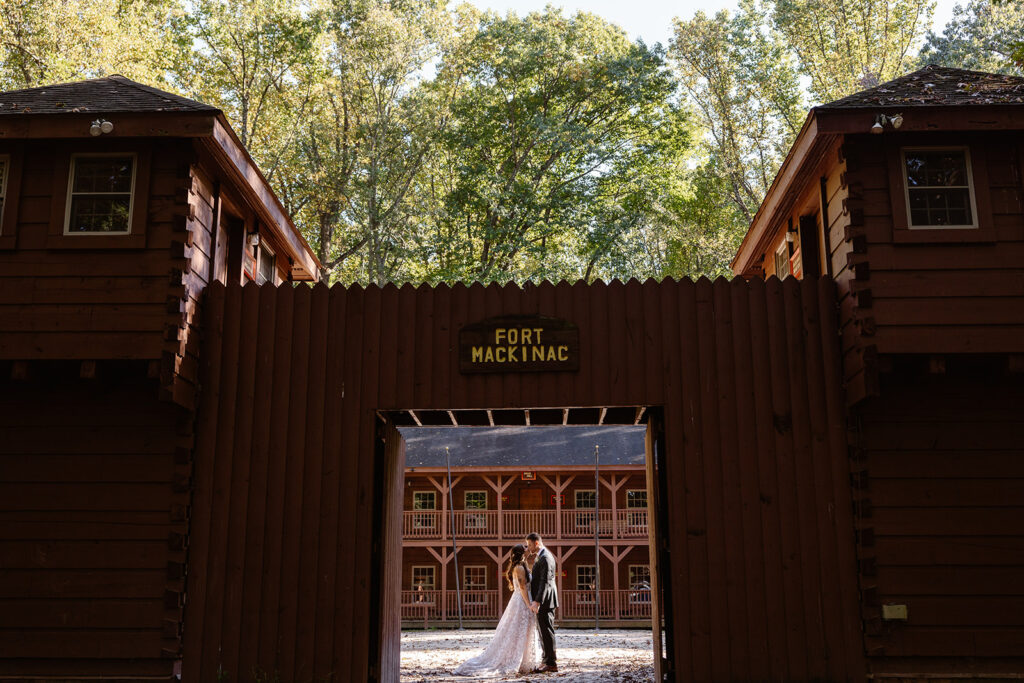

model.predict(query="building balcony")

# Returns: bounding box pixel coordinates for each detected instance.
[403,509,649,541]
[400,588,653,626]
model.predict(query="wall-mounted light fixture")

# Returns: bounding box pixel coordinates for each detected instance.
[870,113,903,134]
[89,119,114,136]
[247,231,260,248]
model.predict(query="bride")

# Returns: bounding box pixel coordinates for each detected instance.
[454,544,542,676]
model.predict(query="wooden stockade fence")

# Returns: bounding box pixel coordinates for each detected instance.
[182,275,864,682]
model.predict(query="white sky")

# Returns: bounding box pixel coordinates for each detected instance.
[467,0,961,49]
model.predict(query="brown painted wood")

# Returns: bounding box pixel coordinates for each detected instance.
[177,277,865,682]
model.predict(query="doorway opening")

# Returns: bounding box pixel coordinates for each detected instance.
[370,406,672,681]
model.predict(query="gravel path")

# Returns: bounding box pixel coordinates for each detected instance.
[400,628,654,682]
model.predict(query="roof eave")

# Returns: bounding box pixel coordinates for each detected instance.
[207,115,321,281]
[731,110,822,275]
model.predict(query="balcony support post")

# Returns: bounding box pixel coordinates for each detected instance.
[600,473,626,539]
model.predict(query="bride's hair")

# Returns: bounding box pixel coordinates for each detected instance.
[505,544,526,591]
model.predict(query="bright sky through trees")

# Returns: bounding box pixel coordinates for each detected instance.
[470,0,960,51]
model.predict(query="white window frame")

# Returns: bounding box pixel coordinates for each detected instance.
[63,152,137,235]
[773,241,791,279]
[257,241,277,285]
[412,565,435,591]
[577,564,597,601]
[901,146,979,230]
[413,491,436,510]
[575,489,596,509]
[412,491,436,529]
[464,491,487,509]
[628,564,651,604]
[626,489,647,509]
[0,154,9,226]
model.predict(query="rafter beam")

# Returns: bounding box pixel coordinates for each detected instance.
[487,409,495,426]
[524,409,531,426]
[634,407,646,425]
[562,408,569,425]
[598,407,607,425]
[408,410,422,426]
[447,410,458,426]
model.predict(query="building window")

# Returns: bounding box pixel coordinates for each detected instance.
[903,147,977,228]
[577,565,597,601]
[257,243,276,285]
[464,565,487,590]
[0,155,8,221]
[575,490,596,509]
[65,154,135,234]
[464,491,487,509]
[773,242,791,279]
[412,491,436,529]
[626,490,646,508]
[412,566,435,591]
[629,565,651,603]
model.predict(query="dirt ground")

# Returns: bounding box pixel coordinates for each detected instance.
[400,628,654,682]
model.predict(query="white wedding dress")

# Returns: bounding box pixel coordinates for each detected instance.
[453,570,542,677]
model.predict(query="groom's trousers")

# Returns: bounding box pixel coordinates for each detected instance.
[538,606,556,666]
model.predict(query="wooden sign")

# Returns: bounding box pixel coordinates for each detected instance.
[459,315,579,373]
[521,472,536,481]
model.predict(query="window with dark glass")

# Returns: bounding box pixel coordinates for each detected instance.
[257,245,276,284]
[412,491,436,529]
[903,148,976,228]
[774,243,790,279]
[66,155,135,233]
[412,566,435,590]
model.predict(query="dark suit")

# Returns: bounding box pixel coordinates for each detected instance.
[530,547,558,666]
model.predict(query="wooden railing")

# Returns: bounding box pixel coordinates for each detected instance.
[403,509,648,540]
[400,589,653,624]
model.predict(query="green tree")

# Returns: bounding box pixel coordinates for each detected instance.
[0,0,178,90]
[772,0,935,102]
[670,1,804,224]
[422,8,687,284]
[918,0,1024,74]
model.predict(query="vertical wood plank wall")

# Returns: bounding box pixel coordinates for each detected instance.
[183,276,864,682]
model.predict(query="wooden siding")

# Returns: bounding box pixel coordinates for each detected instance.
[0,370,189,678]
[184,277,863,682]
[0,139,191,362]
[854,364,1024,675]
[842,132,1024,360]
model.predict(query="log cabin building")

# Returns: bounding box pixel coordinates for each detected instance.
[399,426,653,627]
[733,65,1024,678]
[0,76,319,679]
[0,64,1021,681]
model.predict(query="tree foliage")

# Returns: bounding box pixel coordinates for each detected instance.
[0,0,1011,285]
[772,0,935,102]
[918,0,1024,74]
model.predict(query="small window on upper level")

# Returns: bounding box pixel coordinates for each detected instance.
[257,243,276,285]
[65,154,136,234]
[0,155,8,220]
[902,147,978,229]
[773,242,791,279]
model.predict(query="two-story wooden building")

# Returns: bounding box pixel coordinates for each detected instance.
[0,76,318,679]
[733,64,1024,678]
[399,426,652,627]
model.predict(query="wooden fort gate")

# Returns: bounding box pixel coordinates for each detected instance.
[183,276,865,682]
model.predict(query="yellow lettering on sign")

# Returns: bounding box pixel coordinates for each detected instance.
[521,329,533,344]
[546,346,557,361]
[471,346,483,362]
[484,347,494,363]
[508,328,519,345]
[532,346,544,361]
[534,328,543,343]
[495,328,507,345]
[496,347,506,363]
[557,345,568,361]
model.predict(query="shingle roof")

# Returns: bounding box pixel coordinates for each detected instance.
[0,75,219,115]
[820,64,1024,109]
[400,426,646,469]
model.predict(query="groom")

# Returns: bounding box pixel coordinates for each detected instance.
[526,532,558,673]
